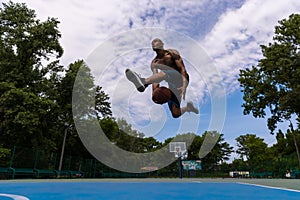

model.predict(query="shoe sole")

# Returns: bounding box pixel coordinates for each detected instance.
[125,69,145,92]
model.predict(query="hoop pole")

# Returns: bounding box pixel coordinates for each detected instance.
[178,152,183,179]
[58,128,68,175]
[9,146,16,168]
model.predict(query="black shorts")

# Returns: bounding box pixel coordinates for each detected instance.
[162,70,189,109]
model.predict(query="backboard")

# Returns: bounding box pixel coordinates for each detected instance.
[169,142,187,158]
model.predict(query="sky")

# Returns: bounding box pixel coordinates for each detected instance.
[3,0,300,159]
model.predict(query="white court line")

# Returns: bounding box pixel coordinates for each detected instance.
[192,181,234,184]
[237,182,300,193]
[192,181,300,193]
[0,194,30,200]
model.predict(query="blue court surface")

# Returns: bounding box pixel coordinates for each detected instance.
[0,181,300,200]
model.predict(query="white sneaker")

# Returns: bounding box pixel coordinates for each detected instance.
[125,69,146,92]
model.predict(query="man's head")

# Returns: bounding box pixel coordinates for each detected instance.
[151,38,164,51]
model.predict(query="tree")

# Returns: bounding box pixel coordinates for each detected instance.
[238,14,300,133]
[0,1,113,154]
[187,131,233,170]
[236,134,269,171]
[188,134,203,160]
[271,130,289,156]
[0,1,63,86]
[283,126,300,166]
[231,158,248,171]
[0,1,63,151]
[57,60,113,157]
[238,14,300,165]
[201,132,233,170]
[95,86,112,119]
[106,118,148,153]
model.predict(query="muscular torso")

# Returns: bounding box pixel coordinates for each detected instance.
[152,50,179,71]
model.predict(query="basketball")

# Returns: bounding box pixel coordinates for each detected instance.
[152,86,172,104]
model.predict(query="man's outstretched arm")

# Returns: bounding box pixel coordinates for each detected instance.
[174,56,188,100]
[150,59,160,92]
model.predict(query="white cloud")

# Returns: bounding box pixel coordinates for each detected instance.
[8,0,217,64]
[85,28,212,131]
[202,0,300,93]
[5,0,300,138]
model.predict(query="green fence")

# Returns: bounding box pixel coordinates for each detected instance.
[0,146,299,179]
[0,146,153,179]
[231,153,300,178]
[0,146,84,179]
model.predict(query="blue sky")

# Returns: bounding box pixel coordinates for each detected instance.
[4,0,300,158]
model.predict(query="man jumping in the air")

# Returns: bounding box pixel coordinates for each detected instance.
[126,38,199,118]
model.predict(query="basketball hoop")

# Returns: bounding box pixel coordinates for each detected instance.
[169,142,188,179]
[169,142,188,159]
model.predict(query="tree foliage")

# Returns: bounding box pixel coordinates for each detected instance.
[236,134,268,162]
[238,14,300,133]
[57,60,112,157]
[187,131,233,170]
[0,2,112,156]
[233,131,300,172]
[0,1,63,151]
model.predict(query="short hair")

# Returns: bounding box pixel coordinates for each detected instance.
[151,38,164,50]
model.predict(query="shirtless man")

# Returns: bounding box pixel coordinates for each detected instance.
[126,38,199,118]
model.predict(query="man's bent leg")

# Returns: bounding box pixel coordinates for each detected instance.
[170,104,184,118]
[145,71,166,85]
[169,102,199,118]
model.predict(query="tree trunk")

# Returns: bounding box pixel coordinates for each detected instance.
[290,122,300,166]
